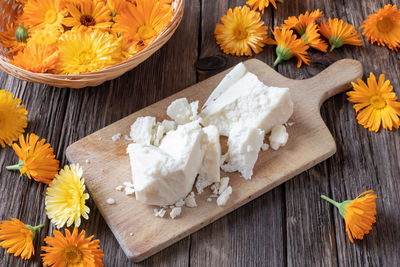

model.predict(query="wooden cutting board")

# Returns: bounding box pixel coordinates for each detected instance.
[66,58,363,262]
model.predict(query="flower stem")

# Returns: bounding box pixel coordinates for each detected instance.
[321,195,340,208]
[6,160,24,171]
[274,55,283,67]
[26,224,44,239]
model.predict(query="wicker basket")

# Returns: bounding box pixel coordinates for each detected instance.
[0,0,185,88]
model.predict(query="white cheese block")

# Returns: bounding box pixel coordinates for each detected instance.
[130,116,156,145]
[269,124,289,150]
[198,125,221,184]
[127,121,204,205]
[166,98,201,125]
[203,62,248,109]
[200,72,293,136]
[217,186,232,206]
[221,127,265,179]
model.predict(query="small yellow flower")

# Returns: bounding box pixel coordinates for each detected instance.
[347,73,400,132]
[0,90,28,148]
[246,0,283,13]
[360,4,400,51]
[41,227,104,267]
[45,164,90,228]
[7,133,60,184]
[302,23,328,52]
[0,218,43,260]
[214,6,268,56]
[12,43,60,73]
[267,27,310,68]
[282,9,323,35]
[319,18,363,51]
[321,191,377,243]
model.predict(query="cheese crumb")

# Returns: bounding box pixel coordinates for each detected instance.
[85,159,90,164]
[217,186,232,206]
[167,98,192,125]
[195,176,212,194]
[160,120,176,132]
[175,199,185,207]
[106,198,116,205]
[129,232,134,236]
[115,185,123,191]
[269,125,288,150]
[125,187,135,195]
[112,133,121,142]
[210,194,218,198]
[207,198,212,202]
[218,177,230,194]
[261,144,269,151]
[210,183,219,195]
[123,182,134,188]
[130,116,156,145]
[185,192,197,208]
[170,207,182,219]
[153,208,167,218]
[124,135,133,141]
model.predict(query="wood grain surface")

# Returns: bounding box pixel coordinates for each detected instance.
[0,0,399,266]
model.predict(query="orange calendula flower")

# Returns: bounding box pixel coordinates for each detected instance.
[214,6,268,56]
[107,0,128,17]
[302,23,328,52]
[0,23,28,55]
[267,27,310,68]
[29,24,61,46]
[7,133,60,184]
[346,73,400,132]
[0,90,28,148]
[0,218,43,260]
[246,0,282,13]
[319,18,363,51]
[41,227,104,267]
[113,0,173,45]
[321,191,377,243]
[360,4,400,51]
[12,43,60,73]
[63,0,113,30]
[282,9,323,35]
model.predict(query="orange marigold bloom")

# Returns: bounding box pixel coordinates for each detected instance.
[319,18,363,51]
[246,0,282,13]
[214,6,268,56]
[11,43,60,73]
[41,227,104,267]
[321,191,377,243]
[63,0,112,30]
[0,23,27,55]
[302,23,328,52]
[347,73,400,132]
[282,9,323,35]
[7,133,59,184]
[360,4,400,51]
[0,218,43,260]
[108,0,128,17]
[267,27,310,68]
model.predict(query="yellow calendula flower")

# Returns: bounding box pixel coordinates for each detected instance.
[19,0,66,32]
[214,6,268,56]
[0,218,43,260]
[321,191,377,243]
[57,28,121,74]
[282,9,323,35]
[113,0,173,45]
[63,0,113,30]
[246,0,283,13]
[7,133,60,184]
[360,4,400,51]
[45,164,90,228]
[41,227,104,267]
[29,24,61,46]
[302,23,328,52]
[267,27,310,68]
[347,73,400,132]
[0,90,28,148]
[319,18,363,51]
[12,43,60,73]
[0,23,28,55]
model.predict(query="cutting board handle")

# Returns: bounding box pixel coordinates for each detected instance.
[301,59,363,109]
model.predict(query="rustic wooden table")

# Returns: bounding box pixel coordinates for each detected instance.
[1,0,399,266]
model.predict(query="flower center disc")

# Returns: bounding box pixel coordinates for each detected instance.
[64,246,83,264]
[44,9,58,24]
[370,95,386,109]
[80,15,96,27]
[78,49,96,65]
[233,24,248,41]
[137,25,154,40]
[376,17,393,33]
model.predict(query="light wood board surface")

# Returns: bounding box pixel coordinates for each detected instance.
[66,58,363,262]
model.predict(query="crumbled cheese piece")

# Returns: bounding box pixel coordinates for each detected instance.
[160,120,176,132]
[167,98,193,125]
[207,198,212,202]
[195,176,212,194]
[189,100,201,122]
[106,198,116,205]
[169,205,175,209]
[170,207,182,219]
[210,183,219,195]
[218,177,230,194]
[210,194,218,198]
[85,159,90,164]
[153,208,167,217]
[175,199,185,207]
[115,185,123,191]
[286,122,294,127]
[184,192,197,208]
[123,182,134,188]
[261,144,269,151]
[124,135,133,141]
[217,186,232,206]
[151,124,165,147]
[125,187,135,195]
[269,125,288,150]
[130,232,134,236]
[130,116,156,145]
[221,127,264,179]
[112,133,121,142]
[198,125,221,184]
